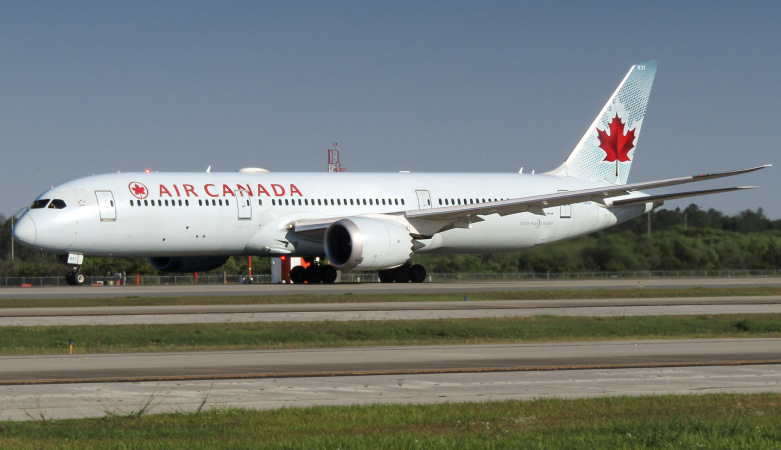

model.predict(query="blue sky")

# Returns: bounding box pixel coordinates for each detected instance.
[2,1,779,218]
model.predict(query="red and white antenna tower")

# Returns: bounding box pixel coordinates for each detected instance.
[328,142,346,172]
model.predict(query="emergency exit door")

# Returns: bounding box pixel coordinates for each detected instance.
[415,190,432,209]
[236,189,252,220]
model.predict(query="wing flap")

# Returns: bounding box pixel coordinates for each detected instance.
[607,186,757,207]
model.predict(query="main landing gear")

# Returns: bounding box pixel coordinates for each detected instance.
[378,263,426,283]
[289,259,338,284]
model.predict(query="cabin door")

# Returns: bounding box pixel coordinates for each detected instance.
[95,191,117,221]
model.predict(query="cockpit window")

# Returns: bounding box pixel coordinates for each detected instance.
[49,199,67,209]
[31,199,50,209]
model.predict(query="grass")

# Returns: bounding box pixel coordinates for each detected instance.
[0,393,778,448]
[1,286,781,308]
[2,313,780,355]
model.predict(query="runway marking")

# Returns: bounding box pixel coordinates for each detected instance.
[4,296,781,317]
[4,359,780,386]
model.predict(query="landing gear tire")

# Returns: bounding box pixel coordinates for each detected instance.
[392,264,410,283]
[304,265,322,284]
[290,266,306,284]
[320,265,337,284]
[409,264,426,283]
[378,269,394,283]
[65,270,85,286]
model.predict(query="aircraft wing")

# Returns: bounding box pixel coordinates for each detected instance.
[406,165,769,220]
[290,165,769,239]
[403,165,769,236]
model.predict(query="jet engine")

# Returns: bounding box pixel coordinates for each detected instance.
[148,256,229,273]
[324,218,413,270]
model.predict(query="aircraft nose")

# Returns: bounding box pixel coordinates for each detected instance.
[13,214,36,246]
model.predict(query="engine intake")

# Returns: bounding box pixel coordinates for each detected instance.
[324,218,413,270]
[149,256,229,273]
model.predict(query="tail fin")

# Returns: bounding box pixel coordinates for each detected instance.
[547,60,657,185]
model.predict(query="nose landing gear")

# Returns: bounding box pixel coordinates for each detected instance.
[65,268,85,286]
[60,253,86,286]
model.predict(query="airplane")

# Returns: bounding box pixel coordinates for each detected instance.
[12,60,770,285]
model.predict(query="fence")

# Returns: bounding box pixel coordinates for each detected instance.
[2,269,781,287]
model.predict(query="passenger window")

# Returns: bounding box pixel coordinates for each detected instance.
[185,200,189,206]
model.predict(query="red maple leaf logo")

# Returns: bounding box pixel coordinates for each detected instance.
[128,182,148,199]
[597,114,636,176]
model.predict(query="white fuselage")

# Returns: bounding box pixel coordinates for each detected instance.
[15,171,649,259]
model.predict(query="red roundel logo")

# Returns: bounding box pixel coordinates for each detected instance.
[128,182,149,199]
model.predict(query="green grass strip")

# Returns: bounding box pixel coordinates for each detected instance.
[0,393,778,448]
[3,314,780,355]
[2,286,781,308]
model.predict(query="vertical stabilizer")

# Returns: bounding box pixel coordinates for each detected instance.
[547,61,657,185]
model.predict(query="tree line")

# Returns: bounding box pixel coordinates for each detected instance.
[1,204,779,277]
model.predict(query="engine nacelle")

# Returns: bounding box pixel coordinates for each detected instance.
[148,256,229,273]
[324,218,413,270]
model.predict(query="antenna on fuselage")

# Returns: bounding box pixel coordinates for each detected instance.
[206,166,211,173]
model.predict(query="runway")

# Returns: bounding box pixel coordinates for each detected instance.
[2,276,781,300]
[2,279,780,422]
[1,296,780,326]
[1,339,779,421]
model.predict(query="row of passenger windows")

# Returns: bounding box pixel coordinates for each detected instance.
[130,199,241,207]
[129,198,408,207]
[44,197,502,211]
[269,198,405,207]
[131,199,196,207]
[439,198,504,206]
